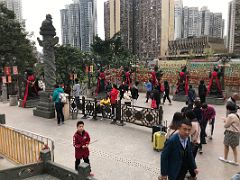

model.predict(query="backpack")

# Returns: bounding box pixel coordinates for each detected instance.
[59,93,67,104]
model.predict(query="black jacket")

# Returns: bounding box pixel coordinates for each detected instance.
[198,84,207,97]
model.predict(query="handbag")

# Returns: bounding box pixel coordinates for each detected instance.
[151,99,157,109]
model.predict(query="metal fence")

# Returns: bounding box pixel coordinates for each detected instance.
[0,124,54,164]
[69,96,163,128]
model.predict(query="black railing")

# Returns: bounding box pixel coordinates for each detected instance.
[69,96,163,128]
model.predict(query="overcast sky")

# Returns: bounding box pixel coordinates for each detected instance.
[22,0,231,50]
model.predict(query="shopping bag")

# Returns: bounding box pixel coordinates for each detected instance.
[151,99,157,109]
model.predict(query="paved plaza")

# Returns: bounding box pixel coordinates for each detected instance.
[0,93,239,180]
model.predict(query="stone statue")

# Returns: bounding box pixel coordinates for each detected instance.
[175,65,189,96]
[37,14,59,93]
[207,66,223,97]
[34,14,59,118]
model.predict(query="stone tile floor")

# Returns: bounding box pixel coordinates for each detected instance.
[0,93,240,180]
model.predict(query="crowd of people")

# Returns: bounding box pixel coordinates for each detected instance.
[160,93,240,180]
[50,73,240,179]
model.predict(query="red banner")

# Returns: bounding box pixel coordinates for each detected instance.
[85,66,89,73]
[7,75,12,83]
[4,67,11,75]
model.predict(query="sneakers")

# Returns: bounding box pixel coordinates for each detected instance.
[218,157,228,163]
[89,172,94,176]
[209,136,213,140]
[198,148,203,154]
[228,161,239,166]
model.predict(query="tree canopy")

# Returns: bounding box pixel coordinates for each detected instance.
[0,3,37,74]
[91,32,133,67]
[54,45,85,86]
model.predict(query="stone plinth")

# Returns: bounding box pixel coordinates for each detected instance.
[172,94,187,102]
[19,99,40,108]
[206,96,225,105]
[33,91,55,119]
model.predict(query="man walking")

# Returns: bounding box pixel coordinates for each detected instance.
[160,119,198,180]
[73,78,81,108]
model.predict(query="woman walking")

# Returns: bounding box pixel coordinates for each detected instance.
[219,103,240,166]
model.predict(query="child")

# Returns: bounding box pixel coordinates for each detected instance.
[73,121,93,175]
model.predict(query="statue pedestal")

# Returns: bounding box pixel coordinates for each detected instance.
[172,94,187,102]
[19,98,40,108]
[33,91,55,119]
[206,96,225,105]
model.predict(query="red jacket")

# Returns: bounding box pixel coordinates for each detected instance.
[110,88,119,104]
[73,130,90,159]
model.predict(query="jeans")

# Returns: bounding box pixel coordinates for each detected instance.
[55,102,64,124]
[75,96,80,109]
[75,157,90,171]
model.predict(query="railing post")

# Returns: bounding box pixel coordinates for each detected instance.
[117,100,125,126]
[93,98,97,120]
[40,149,51,163]
[0,114,6,124]
[159,106,163,125]
[81,96,88,119]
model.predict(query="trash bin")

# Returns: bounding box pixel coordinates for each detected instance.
[63,94,70,120]
[9,95,18,106]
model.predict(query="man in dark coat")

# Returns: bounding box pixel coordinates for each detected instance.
[198,80,207,104]
[160,119,198,180]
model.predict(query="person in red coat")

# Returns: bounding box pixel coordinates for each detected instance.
[110,84,119,123]
[73,121,92,172]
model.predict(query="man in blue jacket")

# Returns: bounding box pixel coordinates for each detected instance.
[160,119,198,180]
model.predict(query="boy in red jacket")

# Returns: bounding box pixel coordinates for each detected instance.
[73,121,92,173]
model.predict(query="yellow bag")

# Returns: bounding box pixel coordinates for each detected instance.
[153,131,166,151]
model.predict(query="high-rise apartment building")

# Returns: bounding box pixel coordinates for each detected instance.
[228,0,240,54]
[174,0,183,39]
[104,0,121,39]
[181,6,224,39]
[183,7,200,38]
[0,0,22,22]
[104,1,110,39]
[60,0,97,52]
[120,0,174,60]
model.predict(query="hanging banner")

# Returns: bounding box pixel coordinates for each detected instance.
[4,66,11,76]
[90,65,93,73]
[2,76,7,83]
[74,73,77,80]
[7,75,12,83]
[13,66,18,75]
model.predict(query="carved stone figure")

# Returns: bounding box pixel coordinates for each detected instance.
[34,14,59,118]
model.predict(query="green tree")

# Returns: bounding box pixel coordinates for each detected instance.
[54,45,84,87]
[0,3,36,74]
[91,32,132,67]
